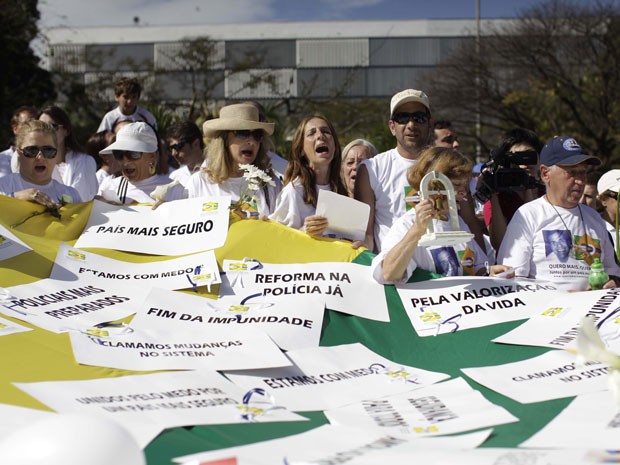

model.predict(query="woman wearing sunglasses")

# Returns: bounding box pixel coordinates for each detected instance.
[186,104,280,218]
[269,114,348,236]
[97,122,186,205]
[0,120,80,207]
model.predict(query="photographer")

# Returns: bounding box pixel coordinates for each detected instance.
[477,128,544,251]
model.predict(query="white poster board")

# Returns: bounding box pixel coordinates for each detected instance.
[316,190,370,241]
[0,223,31,261]
[75,197,230,255]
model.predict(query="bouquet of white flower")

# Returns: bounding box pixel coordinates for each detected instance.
[232,164,276,219]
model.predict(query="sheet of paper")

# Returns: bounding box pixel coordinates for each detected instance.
[51,242,220,291]
[173,424,490,465]
[0,404,55,438]
[15,371,306,449]
[461,350,610,404]
[74,197,230,255]
[0,223,31,262]
[226,261,389,322]
[324,377,517,437]
[0,279,149,333]
[315,189,370,241]
[493,288,620,351]
[395,277,564,336]
[130,288,324,351]
[70,326,291,371]
[521,390,620,449]
[224,343,449,412]
[0,316,32,336]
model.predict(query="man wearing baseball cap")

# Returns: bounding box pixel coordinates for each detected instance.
[354,88,433,252]
[498,135,620,291]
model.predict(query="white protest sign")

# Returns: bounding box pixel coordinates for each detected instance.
[493,288,620,351]
[316,190,370,241]
[74,197,230,255]
[70,326,291,371]
[0,279,149,333]
[0,224,31,261]
[223,343,449,412]
[0,315,32,336]
[0,404,55,438]
[51,243,221,291]
[130,287,324,351]
[395,277,563,336]
[230,261,389,322]
[324,377,517,437]
[521,390,620,449]
[174,425,490,465]
[461,350,610,404]
[15,371,306,448]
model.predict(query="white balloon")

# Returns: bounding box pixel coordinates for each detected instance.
[0,413,145,465]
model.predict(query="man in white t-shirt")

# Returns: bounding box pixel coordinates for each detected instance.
[498,135,620,291]
[354,89,433,252]
[97,77,157,132]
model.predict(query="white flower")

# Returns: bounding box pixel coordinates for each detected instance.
[150,180,180,202]
[576,316,620,404]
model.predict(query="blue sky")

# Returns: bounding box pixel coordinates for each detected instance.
[38,0,586,29]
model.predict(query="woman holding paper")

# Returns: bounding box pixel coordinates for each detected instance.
[97,122,186,205]
[371,147,512,284]
[0,120,80,206]
[186,103,281,218]
[269,114,348,236]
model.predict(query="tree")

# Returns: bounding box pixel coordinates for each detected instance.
[421,0,620,167]
[0,0,55,145]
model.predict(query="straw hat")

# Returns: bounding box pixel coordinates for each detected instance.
[202,104,275,138]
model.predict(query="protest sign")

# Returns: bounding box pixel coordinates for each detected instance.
[74,197,230,255]
[223,343,449,412]
[69,326,291,371]
[51,243,220,291]
[395,277,563,336]
[174,424,490,465]
[0,279,148,333]
[0,224,31,261]
[130,288,324,351]
[15,371,306,449]
[0,316,32,337]
[493,288,620,352]
[0,404,55,438]
[461,350,610,404]
[521,390,620,449]
[227,261,389,322]
[324,377,517,437]
[316,189,370,241]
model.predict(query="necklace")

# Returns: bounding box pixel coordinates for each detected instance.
[545,196,591,262]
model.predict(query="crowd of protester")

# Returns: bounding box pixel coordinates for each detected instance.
[1,77,619,292]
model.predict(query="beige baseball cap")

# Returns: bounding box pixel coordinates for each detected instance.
[390,89,431,116]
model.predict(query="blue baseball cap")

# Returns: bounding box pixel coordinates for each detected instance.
[540,136,600,167]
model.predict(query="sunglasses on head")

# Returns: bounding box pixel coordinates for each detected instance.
[232,129,264,142]
[169,141,187,152]
[392,111,430,125]
[112,150,144,161]
[20,145,57,159]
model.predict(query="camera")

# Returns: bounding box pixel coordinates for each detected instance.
[473,148,542,204]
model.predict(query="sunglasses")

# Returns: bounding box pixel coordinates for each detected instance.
[19,145,57,159]
[169,141,187,152]
[113,150,144,161]
[232,130,264,142]
[392,111,430,125]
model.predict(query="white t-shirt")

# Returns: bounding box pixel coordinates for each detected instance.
[0,173,81,203]
[371,208,487,284]
[604,220,617,251]
[97,106,158,132]
[96,169,114,186]
[170,165,194,187]
[269,178,331,230]
[52,150,98,201]
[497,196,620,291]
[186,171,281,218]
[97,174,186,204]
[0,148,13,178]
[361,148,416,252]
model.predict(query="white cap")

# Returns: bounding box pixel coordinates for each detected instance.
[100,122,158,154]
[390,89,431,116]
[597,169,620,194]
